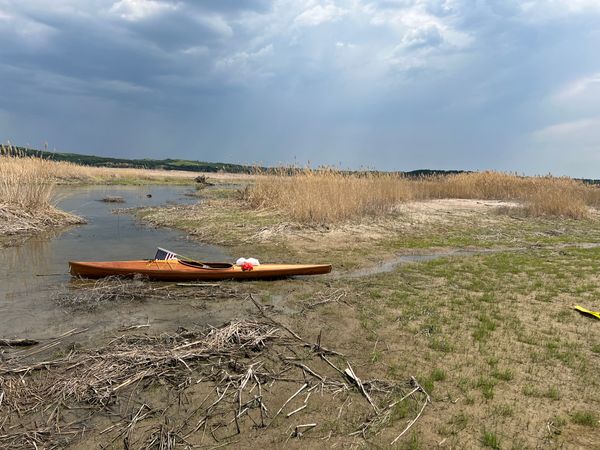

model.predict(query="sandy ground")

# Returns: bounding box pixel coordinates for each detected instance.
[252,199,524,253]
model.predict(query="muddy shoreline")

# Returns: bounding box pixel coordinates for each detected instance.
[0,204,85,248]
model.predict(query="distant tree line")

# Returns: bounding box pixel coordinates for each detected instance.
[9,145,600,184]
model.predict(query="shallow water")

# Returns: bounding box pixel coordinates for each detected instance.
[0,185,235,340]
[342,250,491,278]
[343,242,600,278]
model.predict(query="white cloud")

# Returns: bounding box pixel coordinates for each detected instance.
[541,0,600,13]
[554,73,600,101]
[519,0,600,21]
[215,44,275,83]
[192,14,234,38]
[335,41,356,49]
[366,3,472,50]
[109,0,177,22]
[95,78,153,94]
[546,72,600,120]
[528,117,600,174]
[0,7,57,48]
[400,24,443,49]
[217,44,273,68]
[294,3,347,26]
[180,45,210,56]
[532,117,600,140]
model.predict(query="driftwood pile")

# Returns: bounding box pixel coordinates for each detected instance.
[0,299,429,449]
[53,276,238,310]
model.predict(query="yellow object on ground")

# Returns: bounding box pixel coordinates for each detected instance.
[574,305,600,320]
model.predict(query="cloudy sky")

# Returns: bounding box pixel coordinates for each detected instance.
[1,0,600,176]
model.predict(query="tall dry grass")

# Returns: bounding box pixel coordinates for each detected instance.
[244,169,600,223]
[0,149,198,237]
[0,156,56,210]
[0,146,197,209]
[244,169,415,223]
[0,153,87,235]
[0,144,224,236]
[0,145,207,186]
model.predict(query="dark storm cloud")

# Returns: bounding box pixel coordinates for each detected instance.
[1,0,600,176]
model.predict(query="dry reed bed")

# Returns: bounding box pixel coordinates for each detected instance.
[0,151,194,237]
[0,156,84,236]
[0,142,209,187]
[0,311,427,449]
[244,169,600,223]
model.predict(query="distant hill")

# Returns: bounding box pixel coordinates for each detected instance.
[11,146,469,177]
[17,147,260,174]
[5,145,599,183]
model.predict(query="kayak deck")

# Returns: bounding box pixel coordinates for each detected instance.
[69,259,332,281]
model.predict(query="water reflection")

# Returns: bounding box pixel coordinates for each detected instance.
[0,185,230,338]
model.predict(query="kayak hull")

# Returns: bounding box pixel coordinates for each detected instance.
[69,260,332,281]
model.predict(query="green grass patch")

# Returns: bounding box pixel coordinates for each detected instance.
[430,368,447,382]
[428,337,454,353]
[571,410,598,427]
[449,413,470,430]
[545,386,560,400]
[476,377,497,400]
[493,404,513,417]
[491,368,513,381]
[481,430,501,449]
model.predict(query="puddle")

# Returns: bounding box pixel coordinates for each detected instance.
[343,242,600,278]
[0,185,240,340]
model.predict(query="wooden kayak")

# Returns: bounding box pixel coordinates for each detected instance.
[69,259,332,281]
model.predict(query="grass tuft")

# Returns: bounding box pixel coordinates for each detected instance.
[491,369,513,381]
[481,430,501,449]
[571,410,598,427]
[430,368,447,382]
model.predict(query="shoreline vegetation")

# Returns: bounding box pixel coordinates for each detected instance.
[4,144,600,247]
[0,148,239,244]
[2,149,600,448]
[245,168,600,222]
[0,156,84,242]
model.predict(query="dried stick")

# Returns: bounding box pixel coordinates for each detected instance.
[286,405,306,417]
[271,383,308,423]
[390,377,431,445]
[291,423,317,438]
[0,338,38,347]
[344,363,379,413]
